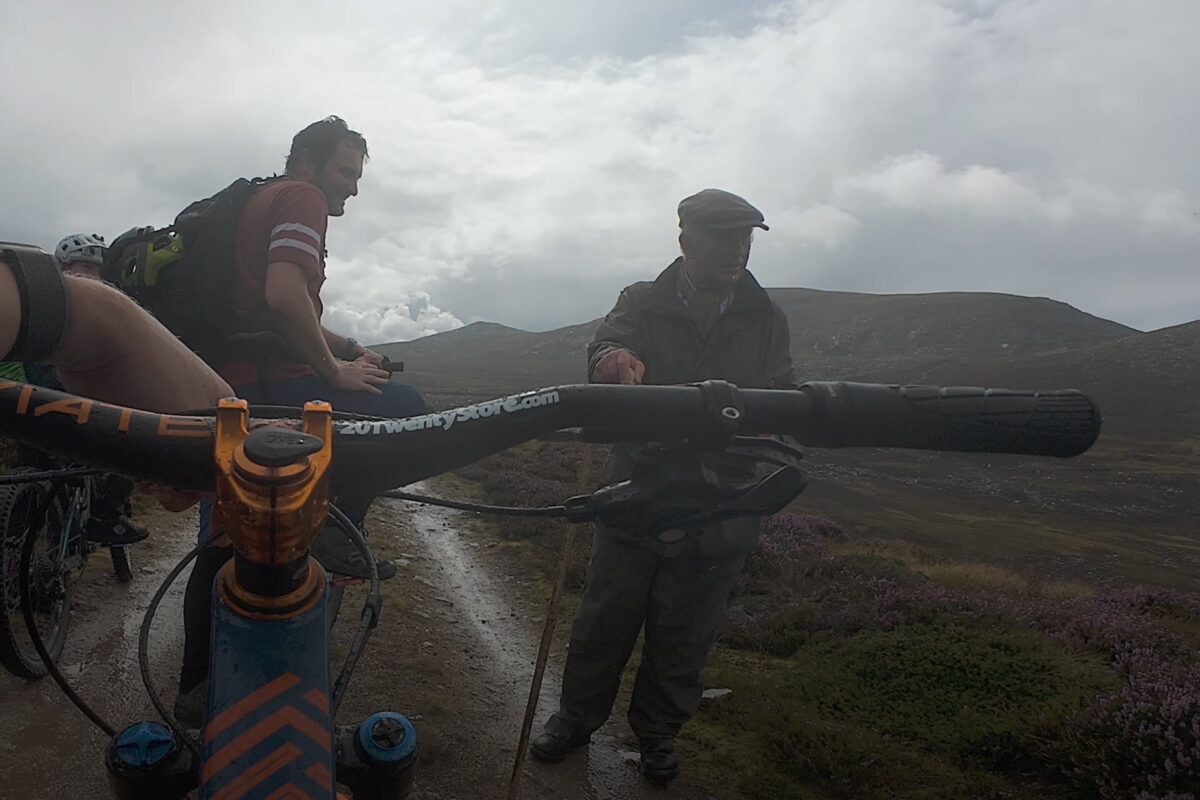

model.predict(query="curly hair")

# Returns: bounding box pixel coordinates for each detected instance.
[285,116,369,173]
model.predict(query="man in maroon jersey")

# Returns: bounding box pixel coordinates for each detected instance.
[176,117,427,727]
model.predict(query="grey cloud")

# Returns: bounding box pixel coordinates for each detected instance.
[773,207,1199,332]
[1,0,1196,345]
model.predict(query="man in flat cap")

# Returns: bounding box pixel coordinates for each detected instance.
[531,189,796,781]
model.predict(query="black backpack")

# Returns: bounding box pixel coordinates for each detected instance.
[104,176,282,363]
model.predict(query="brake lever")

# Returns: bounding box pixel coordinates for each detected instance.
[702,435,804,469]
[560,434,808,532]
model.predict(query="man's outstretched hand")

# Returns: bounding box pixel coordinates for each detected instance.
[593,349,646,385]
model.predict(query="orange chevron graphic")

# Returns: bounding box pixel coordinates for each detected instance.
[211,743,302,800]
[263,785,316,800]
[206,673,304,743]
[203,706,332,782]
[303,689,329,716]
[305,763,332,792]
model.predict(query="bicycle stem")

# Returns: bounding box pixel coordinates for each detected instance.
[214,398,333,598]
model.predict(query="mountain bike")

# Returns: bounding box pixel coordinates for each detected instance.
[0,377,1101,799]
[0,463,136,679]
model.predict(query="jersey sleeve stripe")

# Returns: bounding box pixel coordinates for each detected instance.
[268,239,321,260]
[271,223,323,244]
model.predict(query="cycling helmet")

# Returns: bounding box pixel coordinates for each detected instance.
[104,226,186,291]
[54,232,107,268]
[108,226,158,258]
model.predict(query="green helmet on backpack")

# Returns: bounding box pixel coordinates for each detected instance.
[105,226,186,290]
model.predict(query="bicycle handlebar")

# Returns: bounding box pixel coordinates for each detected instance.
[794,382,1101,453]
[0,381,1101,494]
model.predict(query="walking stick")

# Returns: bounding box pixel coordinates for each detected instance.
[506,443,594,800]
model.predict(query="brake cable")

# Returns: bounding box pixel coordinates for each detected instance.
[17,478,117,737]
[135,504,378,747]
[139,534,218,762]
[380,490,567,518]
[327,505,382,714]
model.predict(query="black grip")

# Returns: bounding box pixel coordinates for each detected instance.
[796,382,1101,457]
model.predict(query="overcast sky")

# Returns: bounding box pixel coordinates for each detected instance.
[2,0,1196,342]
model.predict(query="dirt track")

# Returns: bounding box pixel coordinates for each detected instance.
[0,483,718,800]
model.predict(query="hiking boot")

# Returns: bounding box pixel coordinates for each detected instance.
[639,738,679,782]
[85,515,149,546]
[530,718,591,763]
[311,526,397,581]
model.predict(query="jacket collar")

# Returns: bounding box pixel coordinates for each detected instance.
[644,257,771,317]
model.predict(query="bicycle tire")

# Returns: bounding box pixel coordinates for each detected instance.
[110,545,134,584]
[0,470,75,679]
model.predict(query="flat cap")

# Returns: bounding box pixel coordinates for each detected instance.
[677,188,768,231]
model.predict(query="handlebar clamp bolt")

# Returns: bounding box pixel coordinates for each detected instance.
[243,428,324,468]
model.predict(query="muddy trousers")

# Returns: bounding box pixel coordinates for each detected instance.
[549,532,745,742]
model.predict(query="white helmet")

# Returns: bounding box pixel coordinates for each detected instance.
[54,232,107,268]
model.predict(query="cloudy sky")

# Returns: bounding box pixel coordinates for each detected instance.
[2,0,1196,342]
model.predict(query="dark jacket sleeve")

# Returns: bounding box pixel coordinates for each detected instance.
[586,287,645,380]
[766,305,798,389]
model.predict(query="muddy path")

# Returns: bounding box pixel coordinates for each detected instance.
[0,505,199,799]
[0,484,720,799]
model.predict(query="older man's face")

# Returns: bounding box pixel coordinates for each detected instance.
[682,226,753,291]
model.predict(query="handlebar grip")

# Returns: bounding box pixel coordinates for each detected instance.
[797,382,1101,457]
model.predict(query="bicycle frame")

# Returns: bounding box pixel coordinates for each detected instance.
[54,475,90,570]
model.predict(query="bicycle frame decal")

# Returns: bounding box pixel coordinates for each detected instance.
[0,381,212,438]
[157,416,213,438]
[202,588,334,800]
[335,389,562,435]
[0,382,91,422]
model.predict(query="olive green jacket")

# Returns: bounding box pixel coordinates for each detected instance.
[587,258,797,556]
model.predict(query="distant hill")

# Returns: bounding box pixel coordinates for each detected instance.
[373,287,1145,410]
[373,320,597,405]
[768,288,1138,380]
[881,320,1200,439]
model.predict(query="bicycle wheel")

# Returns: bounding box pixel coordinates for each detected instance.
[0,470,76,680]
[110,545,134,584]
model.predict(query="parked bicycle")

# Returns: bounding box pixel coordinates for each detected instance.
[0,463,136,679]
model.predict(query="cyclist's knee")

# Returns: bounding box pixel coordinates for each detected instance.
[379,381,428,417]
